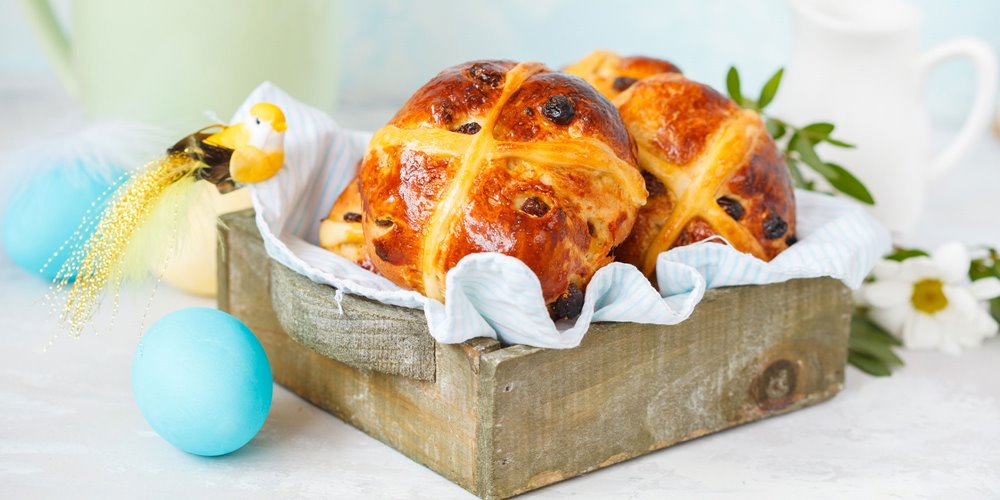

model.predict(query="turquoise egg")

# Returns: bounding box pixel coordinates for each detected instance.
[132,308,273,456]
[2,162,120,280]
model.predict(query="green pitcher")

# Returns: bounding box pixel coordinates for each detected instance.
[20,0,343,133]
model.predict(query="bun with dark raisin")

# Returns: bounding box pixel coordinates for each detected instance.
[343,60,646,318]
[319,174,373,270]
[563,50,682,102]
[566,51,796,276]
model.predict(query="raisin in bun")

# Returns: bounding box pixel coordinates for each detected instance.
[563,50,681,102]
[319,174,372,270]
[357,60,646,318]
[566,52,796,277]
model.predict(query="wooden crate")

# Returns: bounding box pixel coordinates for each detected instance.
[218,210,851,499]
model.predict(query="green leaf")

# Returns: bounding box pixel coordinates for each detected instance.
[852,314,902,346]
[766,117,786,140]
[752,66,871,203]
[791,137,873,203]
[969,250,1000,322]
[800,122,835,143]
[799,122,854,148]
[990,298,1000,323]
[848,352,892,376]
[969,260,992,281]
[785,156,809,189]
[886,248,930,262]
[850,334,905,366]
[850,313,904,370]
[968,251,999,280]
[822,163,875,205]
[757,68,784,110]
[726,66,744,107]
[791,133,828,172]
[825,137,856,148]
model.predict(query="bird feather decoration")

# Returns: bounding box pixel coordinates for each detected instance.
[48,102,287,336]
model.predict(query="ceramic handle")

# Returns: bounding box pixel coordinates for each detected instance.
[918,38,998,178]
[18,0,78,96]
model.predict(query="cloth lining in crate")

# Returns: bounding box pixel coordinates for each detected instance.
[238,83,891,348]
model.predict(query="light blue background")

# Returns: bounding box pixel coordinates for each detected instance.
[1,0,997,125]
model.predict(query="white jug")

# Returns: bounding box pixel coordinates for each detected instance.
[773,0,997,238]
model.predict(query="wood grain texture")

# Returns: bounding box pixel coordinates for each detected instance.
[219,209,851,499]
[221,209,436,380]
[476,277,850,497]
[219,210,500,490]
[271,261,437,381]
[217,212,282,335]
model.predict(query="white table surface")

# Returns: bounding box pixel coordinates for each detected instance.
[2,78,999,499]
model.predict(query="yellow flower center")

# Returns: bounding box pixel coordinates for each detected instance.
[911,278,948,314]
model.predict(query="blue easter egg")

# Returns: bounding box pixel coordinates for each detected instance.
[2,162,120,280]
[132,308,272,456]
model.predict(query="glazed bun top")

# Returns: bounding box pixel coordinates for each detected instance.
[358,60,646,317]
[615,72,796,273]
[567,51,796,275]
[563,50,682,102]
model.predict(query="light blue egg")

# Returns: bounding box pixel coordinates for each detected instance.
[2,162,121,280]
[132,308,273,457]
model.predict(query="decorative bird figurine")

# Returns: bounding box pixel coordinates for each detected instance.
[50,102,288,336]
[169,102,288,193]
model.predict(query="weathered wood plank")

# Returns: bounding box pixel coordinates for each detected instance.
[221,209,438,380]
[476,278,850,498]
[217,212,282,335]
[218,210,499,490]
[219,209,852,500]
[271,262,437,381]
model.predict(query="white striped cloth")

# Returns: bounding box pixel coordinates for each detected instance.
[240,83,891,349]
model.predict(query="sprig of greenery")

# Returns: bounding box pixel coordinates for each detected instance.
[726,66,875,205]
[849,313,903,376]
[884,248,929,262]
[969,246,1000,322]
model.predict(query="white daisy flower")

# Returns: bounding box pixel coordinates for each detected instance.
[859,242,1000,354]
